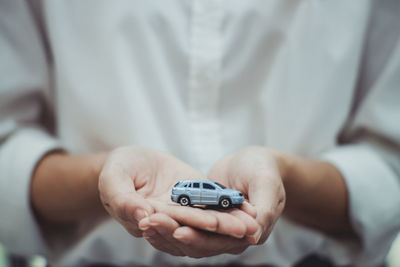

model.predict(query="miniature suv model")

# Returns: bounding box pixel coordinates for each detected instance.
[171,180,244,208]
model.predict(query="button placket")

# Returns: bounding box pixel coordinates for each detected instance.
[188,0,223,172]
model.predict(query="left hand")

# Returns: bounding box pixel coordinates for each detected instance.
[140,146,285,257]
[207,146,286,245]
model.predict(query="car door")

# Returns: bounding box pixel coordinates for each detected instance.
[201,182,218,204]
[190,182,201,204]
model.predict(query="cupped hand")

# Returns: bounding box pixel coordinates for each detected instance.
[98,146,258,256]
[170,146,286,251]
[139,201,259,257]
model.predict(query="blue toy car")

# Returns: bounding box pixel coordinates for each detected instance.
[171,180,244,208]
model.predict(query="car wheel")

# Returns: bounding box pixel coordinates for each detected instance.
[179,196,190,206]
[219,198,231,209]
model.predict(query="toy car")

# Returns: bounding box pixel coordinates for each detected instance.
[171,180,244,208]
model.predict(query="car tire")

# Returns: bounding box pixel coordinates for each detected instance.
[219,197,231,209]
[179,196,190,206]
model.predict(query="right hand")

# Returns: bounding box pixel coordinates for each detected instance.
[98,146,258,254]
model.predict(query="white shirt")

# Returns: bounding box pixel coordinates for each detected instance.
[0,0,399,266]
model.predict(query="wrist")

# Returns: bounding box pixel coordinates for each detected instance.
[88,152,108,197]
[31,151,108,224]
[271,151,353,234]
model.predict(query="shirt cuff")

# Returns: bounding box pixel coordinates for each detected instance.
[319,144,400,266]
[0,127,62,256]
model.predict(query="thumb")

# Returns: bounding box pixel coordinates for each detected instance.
[247,176,285,244]
[110,192,154,223]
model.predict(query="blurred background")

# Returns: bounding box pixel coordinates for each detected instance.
[1,234,400,267]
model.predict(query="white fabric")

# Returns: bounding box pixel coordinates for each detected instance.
[0,0,399,266]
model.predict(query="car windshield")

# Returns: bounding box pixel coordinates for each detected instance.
[215,182,226,189]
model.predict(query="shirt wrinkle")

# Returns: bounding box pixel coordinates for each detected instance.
[0,1,399,266]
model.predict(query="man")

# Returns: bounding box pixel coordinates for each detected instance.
[0,0,399,266]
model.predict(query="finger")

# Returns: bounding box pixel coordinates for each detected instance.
[212,210,247,238]
[245,225,263,245]
[111,193,154,222]
[173,226,249,257]
[248,180,283,244]
[102,193,154,238]
[249,173,284,223]
[124,224,143,238]
[227,208,259,236]
[240,201,257,219]
[149,201,218,232]
[141,214,185,256]
[98,152,136,198]
[99,158,155,221]
[246,218,276,245]
[151,201,250,238]
[138,213,179,232]
[143,230,184,256]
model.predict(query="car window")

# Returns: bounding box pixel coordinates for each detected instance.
[215,182,226,189]
[193,182,200,188]
[174,182,180,187]
[183,183,188,187]
[203,183,215,190]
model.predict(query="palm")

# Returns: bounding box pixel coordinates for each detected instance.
[123,149,203,202]
[99,146,204,221]
[99,146,261,257]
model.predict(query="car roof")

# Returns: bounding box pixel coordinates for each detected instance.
[178,179,218,184]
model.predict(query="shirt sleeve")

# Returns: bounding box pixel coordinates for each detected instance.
[0,0,61,256]
[318,2,400,265]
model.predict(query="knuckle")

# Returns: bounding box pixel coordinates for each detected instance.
[207,216,219,231]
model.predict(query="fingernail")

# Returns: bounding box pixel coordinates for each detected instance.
[134,209,146,221]
[149,221,159,227]
[173,232,190,244]
[205,226,217,232]
[139,217,150,231]
[172,232,183,239]
[232,232,245,239]
[254,230,262,244]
